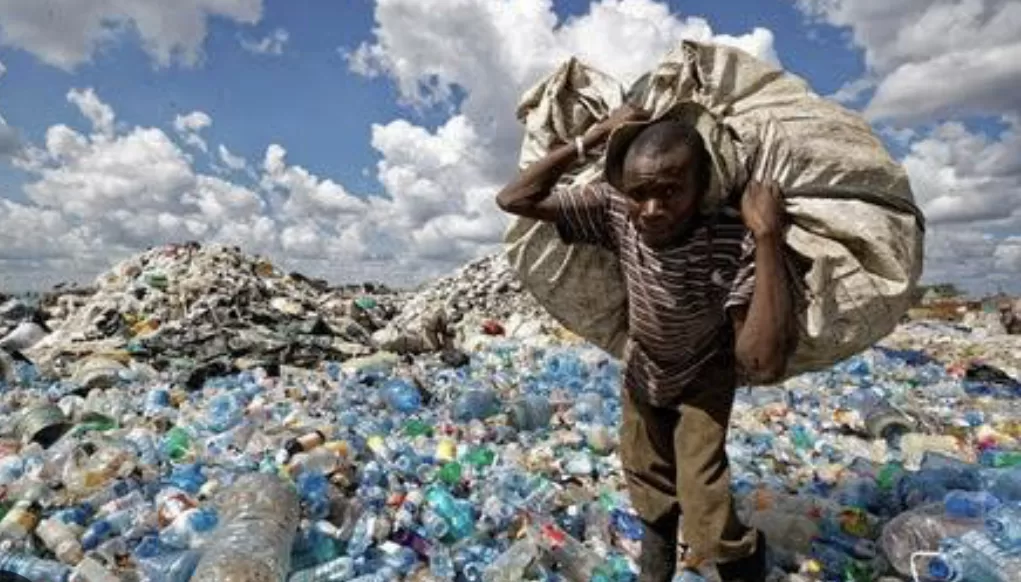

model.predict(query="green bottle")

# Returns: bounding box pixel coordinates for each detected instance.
[403,419,433,438]
[464,447,495,468]
[438,462,462,486]
[163,427,192,462]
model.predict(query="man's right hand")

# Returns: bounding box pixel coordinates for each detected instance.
[587,103,650,141]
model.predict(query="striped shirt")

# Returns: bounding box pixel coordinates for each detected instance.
[554,181,756,408]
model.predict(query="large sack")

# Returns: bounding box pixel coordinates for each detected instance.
[504,40,925,380]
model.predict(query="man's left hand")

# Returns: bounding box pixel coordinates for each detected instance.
[740,180,785,238]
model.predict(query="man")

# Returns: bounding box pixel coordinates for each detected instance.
[495,103,797,582]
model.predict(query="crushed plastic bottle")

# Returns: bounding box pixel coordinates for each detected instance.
[189,473,300,581]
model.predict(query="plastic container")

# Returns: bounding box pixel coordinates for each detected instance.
[189,473,301,582]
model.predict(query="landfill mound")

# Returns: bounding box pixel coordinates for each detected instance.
[22,243,401,381]
[372,253,562,353]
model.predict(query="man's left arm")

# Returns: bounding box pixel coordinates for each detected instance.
[727,181,795,384]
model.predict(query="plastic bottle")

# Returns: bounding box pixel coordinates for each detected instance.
[189,473,300,582]
[0,499,39,541]
[944,490,1001,520]
[205,393,245,432]
[0,551,72,581]
[429,543,456,581]
[159,507,219,549]
[162,427,193,463]
[134,549,200,582]
[287,555,355,582]
[984,502,1021,550]
[452,388,499,422]
[346,510,377,558]
[508,395,552,431]
[383,379,421,414]
[530,520,616,582]
[425,487,474,542]
[927,530,1021,581]
[34,517,84,564]
[81,505,150,550]
[72,556,120,582]
[482,537,538,582]
[879,503,982,576]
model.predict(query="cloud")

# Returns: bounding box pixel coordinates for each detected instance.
[240,27,289,56]
[67,88,116,136]
[174,111,212,152]
[0,121,20,158]
[902,118,1021,225]
[901,118,1021,293]
[346,0,780,268]
[828,77,875,105]
[0,0,263,70]
[795,0,1021,293]
[2,1,782,290]
[867,42,1021,123]
[218,144,247,171]
[796,0,1021,123]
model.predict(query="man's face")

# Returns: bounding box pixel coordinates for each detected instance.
[620,143,702,248]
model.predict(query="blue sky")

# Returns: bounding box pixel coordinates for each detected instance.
[0,0,863,199]
[0,0,1018,295]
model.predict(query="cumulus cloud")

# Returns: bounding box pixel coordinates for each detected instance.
[2,1,783,290]
[796,0,1021,293]
[173,111,212,152]
[217,144,247,171]
[67,88,116,136]
[346,0,780,268]
[797,0,1021,123]
[901,118,1021,293]
[0,0,263,70]
[240,27,289,56]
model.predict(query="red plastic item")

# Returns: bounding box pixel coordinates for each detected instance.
[481,320,505,336]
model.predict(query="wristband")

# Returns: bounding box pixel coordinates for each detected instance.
[575,136,586,159]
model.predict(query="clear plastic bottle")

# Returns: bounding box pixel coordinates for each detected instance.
[481,537,538,582]
[0,500,40,544]
[0,550,72,582]
[879,502,982,576]
[984,502,1021,550]
[189,473,301,582]
[134,550,200,582]
[429,543,456,581]
[286,555,355,582]
[34,516,84,564]
[928,530,1021,581]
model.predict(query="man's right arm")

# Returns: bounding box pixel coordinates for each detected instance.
[495,104,647,222]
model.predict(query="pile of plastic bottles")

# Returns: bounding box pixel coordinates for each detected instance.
[2,332,1021,581]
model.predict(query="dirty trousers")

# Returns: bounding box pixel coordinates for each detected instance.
[619,373,758,565]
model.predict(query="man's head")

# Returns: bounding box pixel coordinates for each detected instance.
[614,119,711,247]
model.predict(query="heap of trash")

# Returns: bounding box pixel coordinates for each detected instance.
[13,243,408,385]
[1,244,1021,582]
[370,254,561,355]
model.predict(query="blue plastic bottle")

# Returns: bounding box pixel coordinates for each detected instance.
[383,379,421,414]
[0,551,72,582]
[944,490,1001,520]
[929,530,1021,581]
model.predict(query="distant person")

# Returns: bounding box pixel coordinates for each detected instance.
[495,104,800,582]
